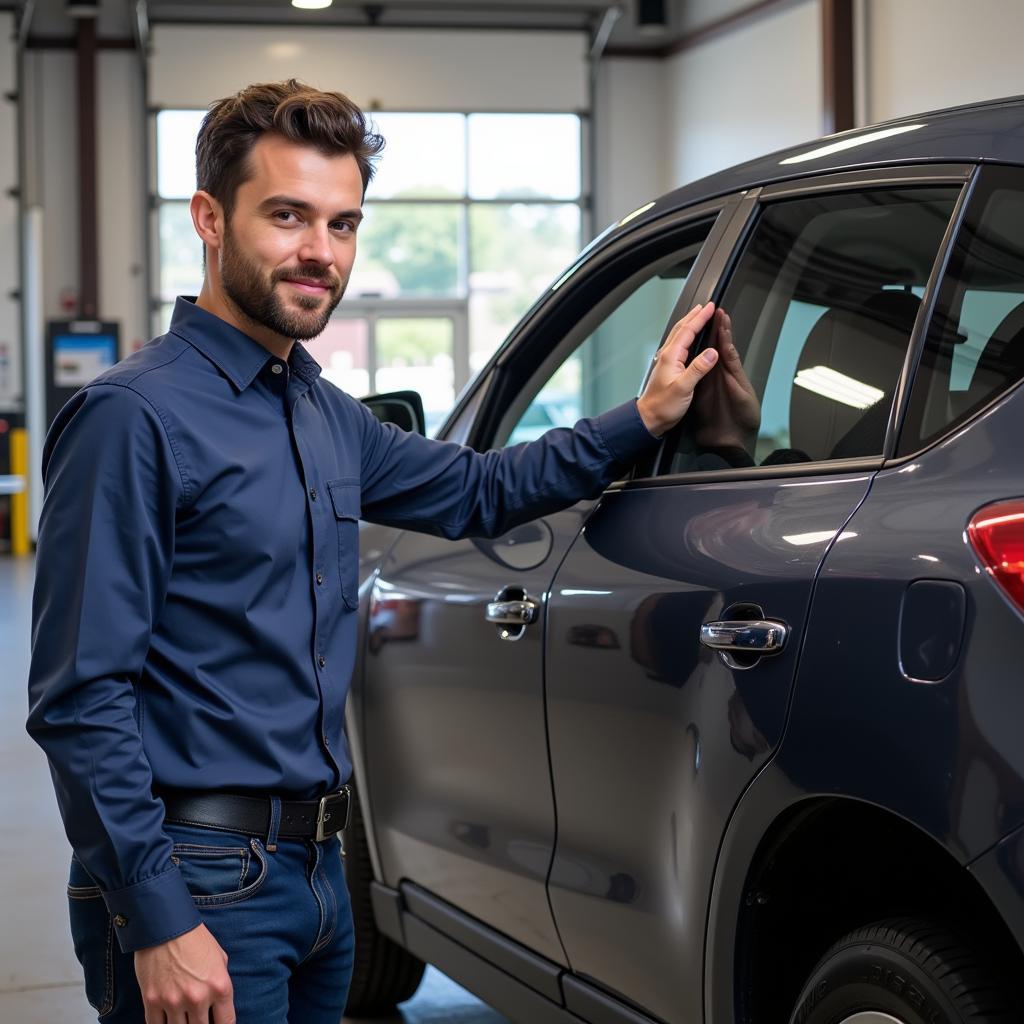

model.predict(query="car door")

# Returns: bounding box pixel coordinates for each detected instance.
[358,202,729,961]
[542,167,971,1023]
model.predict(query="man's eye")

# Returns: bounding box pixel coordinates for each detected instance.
[274,211,297,223]
[332,221,355,234]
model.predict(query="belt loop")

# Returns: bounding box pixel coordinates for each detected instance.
[266,795,282,853]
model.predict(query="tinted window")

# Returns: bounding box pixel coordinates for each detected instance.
[663,188,959,474]
[498,220,714,447]
[899,170,1024,455]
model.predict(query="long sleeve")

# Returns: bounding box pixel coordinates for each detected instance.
[26,383,201,952]
[358,398,658,538]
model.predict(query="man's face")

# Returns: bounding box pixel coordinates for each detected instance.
[217,134,364,340]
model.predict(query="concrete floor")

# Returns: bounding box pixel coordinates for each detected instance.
[1,556,507,1023]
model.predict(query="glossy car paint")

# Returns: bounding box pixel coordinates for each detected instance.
[777,385,1024,857]
[543,471,873,1021]
[361,504,598,964]
[348,98,1024,1023]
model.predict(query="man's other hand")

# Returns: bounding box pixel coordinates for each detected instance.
[636,303,719,437]
[135,922,235,1024]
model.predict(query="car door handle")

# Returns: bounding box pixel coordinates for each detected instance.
[699,619,788,654]
[486,599,539,626]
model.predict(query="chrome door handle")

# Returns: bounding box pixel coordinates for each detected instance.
[699,619,788,654]
[486,599,538,626]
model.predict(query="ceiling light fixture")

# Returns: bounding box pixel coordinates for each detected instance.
[292,0,333,10]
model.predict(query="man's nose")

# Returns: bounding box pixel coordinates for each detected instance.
[297,223,334,265]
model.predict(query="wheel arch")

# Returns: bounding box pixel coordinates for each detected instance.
[705,772,1024,1023]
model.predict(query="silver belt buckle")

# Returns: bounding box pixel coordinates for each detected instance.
[315,787,351,841]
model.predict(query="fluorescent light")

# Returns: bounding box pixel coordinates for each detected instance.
[780,124,927,165]
[794,365,885,410]
[292,0,333,9]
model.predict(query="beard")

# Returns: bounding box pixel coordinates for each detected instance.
[219,224,347,341]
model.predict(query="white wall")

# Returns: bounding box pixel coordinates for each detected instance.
[665,0,822,187]
[0,13,19,410]
[862,0,1024,123]
[593,57,669,231]
[150,26,588,112]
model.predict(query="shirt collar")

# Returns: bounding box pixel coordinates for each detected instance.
[168,296,322,391]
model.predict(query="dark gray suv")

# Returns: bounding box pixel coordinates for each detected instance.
[342,97,1024,1024]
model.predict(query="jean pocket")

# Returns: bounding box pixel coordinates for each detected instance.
[327,478,361,611]
[170,835,269,907]
[67,857,115,1017]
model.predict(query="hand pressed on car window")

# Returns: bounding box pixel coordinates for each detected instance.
[690,308,761,451]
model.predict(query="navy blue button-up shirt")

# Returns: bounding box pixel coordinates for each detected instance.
[27,296,657,952]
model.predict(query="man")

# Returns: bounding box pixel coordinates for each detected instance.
[27,80,722,1023]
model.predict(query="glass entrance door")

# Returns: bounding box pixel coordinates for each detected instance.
[303,303,467,436]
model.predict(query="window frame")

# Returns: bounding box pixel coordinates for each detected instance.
[633,164,976,490]
[462,195,743,458]
[893,163,1024,461]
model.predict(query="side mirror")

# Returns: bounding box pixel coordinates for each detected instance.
[360,390,426,435]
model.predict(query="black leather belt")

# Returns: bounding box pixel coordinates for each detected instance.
[159,787,351,842]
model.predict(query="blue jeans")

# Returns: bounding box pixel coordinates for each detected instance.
[66,812,354,1023]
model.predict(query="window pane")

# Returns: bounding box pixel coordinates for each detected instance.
[501,221,713,448]
[350,203,461,298]
[157,110,204,199]
[159,201,203,303]
[900,175,1024,455]
[376,317,455,437]
[367,113,465,199]
[468,114,580,200]
[665,188,959,474]
[469,203,581,371]
[305,318,370,399]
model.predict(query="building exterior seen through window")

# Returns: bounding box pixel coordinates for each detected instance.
[155,110,584,435]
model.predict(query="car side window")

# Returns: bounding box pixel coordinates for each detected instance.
[899,170,1024,456]
[662,187,960,475]
[496,219,715,447]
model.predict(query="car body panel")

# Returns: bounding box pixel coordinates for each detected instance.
[777,382,1024,859]
[361,505,598,964]
[544,471,872,1021]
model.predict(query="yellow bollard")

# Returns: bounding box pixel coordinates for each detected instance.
[10,427,29,556]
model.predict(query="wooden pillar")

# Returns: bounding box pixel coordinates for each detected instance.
[822,0,854,135]
[76,15,98,319]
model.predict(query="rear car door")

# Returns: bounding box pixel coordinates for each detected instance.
[782,164,1024,863]
[541,168,970,1023]
[358,203,727,962]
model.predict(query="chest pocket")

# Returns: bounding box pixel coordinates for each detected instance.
[327,479,361,611]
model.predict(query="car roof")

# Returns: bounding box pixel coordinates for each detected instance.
[624,95,1024,229]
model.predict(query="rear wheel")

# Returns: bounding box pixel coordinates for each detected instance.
[788,918,1016,1024]
[343,785,426,1017]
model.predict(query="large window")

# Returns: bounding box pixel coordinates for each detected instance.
[153,109,584,432]
[663,188,960,474]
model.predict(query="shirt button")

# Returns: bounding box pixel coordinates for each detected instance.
[316,572,324,585]
[309,487,318,501]
[318,655,326,668]
[271,363,284,375]
[113,914,128,928]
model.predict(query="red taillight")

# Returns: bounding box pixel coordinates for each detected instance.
[967,500,1024,612]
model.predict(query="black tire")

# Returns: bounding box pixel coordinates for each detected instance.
[343,785,426,1017]
[789,918,1016,1024]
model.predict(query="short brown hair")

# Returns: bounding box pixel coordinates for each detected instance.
[195,79,384,215]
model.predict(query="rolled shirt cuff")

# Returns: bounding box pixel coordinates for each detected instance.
[592,399,661,464]
[101,864,202,953]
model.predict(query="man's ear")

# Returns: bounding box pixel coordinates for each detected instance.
[190,190,224,252]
